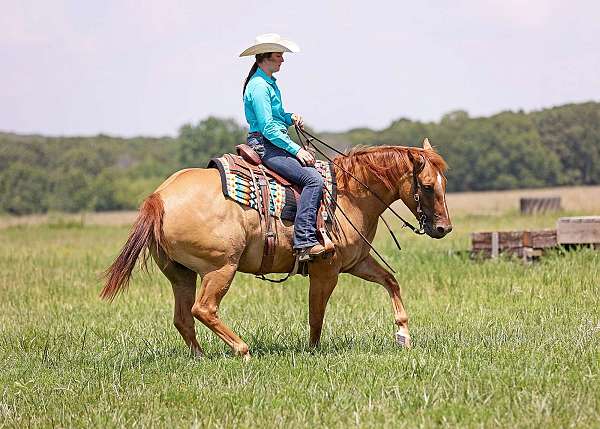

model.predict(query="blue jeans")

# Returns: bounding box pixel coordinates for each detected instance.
[247,133,323,249]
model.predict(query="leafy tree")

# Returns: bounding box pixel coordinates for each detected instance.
[178,117,247,167]
[0,162,49,214]
[533,103,600,185]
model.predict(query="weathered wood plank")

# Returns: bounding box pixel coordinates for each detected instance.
[530,229,557,248]
[471,246,541,259]
[557,216,600,244]
[472,231,526,249]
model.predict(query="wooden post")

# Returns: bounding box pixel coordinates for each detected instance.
[491,232,499,258]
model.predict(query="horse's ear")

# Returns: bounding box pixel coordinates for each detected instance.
[408,150,426,173]
[422,138,432,150]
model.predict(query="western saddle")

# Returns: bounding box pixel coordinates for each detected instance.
[228,144,334,275]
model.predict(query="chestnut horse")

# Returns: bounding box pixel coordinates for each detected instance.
[101,138,452,359]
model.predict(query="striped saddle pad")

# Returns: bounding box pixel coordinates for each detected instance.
[207,155,337,222]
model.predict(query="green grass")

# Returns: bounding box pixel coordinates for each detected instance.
[1,212,599,428]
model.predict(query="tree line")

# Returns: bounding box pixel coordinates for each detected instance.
[1,102,598,215]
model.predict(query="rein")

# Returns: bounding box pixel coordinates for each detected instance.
[294,125,427,237]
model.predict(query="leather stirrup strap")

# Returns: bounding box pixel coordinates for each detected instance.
[257,166,276,274]
[316,207,335,253]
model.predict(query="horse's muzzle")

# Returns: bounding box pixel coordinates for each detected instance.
[425,221,453,239]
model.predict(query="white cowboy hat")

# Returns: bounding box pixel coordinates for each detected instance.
[239,33,300,57]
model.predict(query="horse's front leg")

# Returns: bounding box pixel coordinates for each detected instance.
[308,260,340,347]
[348,254,411,348]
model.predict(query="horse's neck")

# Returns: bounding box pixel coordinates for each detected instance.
[334,155,416,242]
[338,176,406,234]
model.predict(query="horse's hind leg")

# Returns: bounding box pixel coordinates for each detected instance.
[156,257,203,357]
[191,264,250,359]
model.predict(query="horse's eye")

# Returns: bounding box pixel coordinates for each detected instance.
[423,185,434,193]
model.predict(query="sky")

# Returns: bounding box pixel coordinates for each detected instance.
[1,0,599,137]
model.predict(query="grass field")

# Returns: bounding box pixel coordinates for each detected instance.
[1,188,599,428]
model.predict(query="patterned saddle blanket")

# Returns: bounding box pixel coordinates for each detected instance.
[207,155,337,222]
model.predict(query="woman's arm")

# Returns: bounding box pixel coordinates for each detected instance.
[250,84,302,155]
[283,112,294,127]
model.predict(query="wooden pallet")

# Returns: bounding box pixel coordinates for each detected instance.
[471,229,557,261]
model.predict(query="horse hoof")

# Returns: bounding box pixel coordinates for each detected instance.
[241,352,251,362]
[395,331,412,349]
[190,347,204,359]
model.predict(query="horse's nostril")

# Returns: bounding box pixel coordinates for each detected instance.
[436,225,453,234]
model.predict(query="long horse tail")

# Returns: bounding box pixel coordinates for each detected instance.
[100,193,169,301]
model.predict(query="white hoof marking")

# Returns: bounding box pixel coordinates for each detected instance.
[395,330,412,348]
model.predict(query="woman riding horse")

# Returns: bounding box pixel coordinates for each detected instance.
[240,33,331,259]
[101,34,453,360]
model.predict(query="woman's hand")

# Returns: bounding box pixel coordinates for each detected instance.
[296,148,315,166]
[291,113,305,129]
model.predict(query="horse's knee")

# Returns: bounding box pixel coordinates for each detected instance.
[192,303,218,327]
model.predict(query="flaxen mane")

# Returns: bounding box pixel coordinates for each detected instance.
[334,146,447,193]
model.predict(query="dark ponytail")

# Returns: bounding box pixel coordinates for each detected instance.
[243,62,259,96]
[242,53,272,96]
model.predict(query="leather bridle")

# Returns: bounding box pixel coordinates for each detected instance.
[410,153,428,236]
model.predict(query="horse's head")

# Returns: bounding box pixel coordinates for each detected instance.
[333,142,452,239]
[406,138,452,239]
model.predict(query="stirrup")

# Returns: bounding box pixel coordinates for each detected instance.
[296,244,332,262]
[296,248,313,263]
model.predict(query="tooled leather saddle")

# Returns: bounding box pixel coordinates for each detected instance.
[211,144,335,274]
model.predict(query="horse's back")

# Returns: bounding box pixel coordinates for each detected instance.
[156,167,221,201]
[154,168,200,193]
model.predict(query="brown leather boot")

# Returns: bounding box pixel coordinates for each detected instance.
[297,244,324,262]
[307,243,327,256]
[297,243,335,262]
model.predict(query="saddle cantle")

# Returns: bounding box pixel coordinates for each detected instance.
[208,146,337,275]
[235,144,261,166]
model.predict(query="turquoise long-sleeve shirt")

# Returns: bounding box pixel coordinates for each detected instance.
[243,67,301,155]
